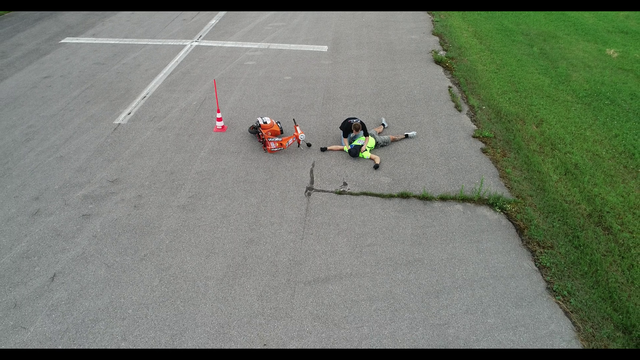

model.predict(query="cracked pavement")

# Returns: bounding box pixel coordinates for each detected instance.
[0,12,581,348]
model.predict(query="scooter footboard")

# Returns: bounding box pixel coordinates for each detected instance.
[264,135,297,153]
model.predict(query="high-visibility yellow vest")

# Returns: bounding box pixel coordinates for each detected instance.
[344,136,375,159]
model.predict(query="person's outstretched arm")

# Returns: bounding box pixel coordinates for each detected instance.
[370,154,381,169]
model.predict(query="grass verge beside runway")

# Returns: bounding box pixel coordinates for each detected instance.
[333,176,516,215]
[430,11,638,348]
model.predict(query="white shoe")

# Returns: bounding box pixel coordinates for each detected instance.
[381,118,388,128]
[404,131,417,138]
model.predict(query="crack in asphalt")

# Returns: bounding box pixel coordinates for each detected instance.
[303,162,514,216]
[305,161,349,198]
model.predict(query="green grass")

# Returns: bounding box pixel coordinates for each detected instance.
[448,85,463,112]
[430,11,639,348]
[335,176,517,214]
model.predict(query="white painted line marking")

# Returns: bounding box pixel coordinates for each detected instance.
[60,37,192,46]
[198,40,327,52]
[59,12,329,124]
[113,12,226,124]
[114,43,192,124]
[60,38,328,52]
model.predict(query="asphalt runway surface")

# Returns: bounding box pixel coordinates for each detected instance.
[0,12,582,348]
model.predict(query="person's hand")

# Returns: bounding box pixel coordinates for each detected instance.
[373,163,379,170]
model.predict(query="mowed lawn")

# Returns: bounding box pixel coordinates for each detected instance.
[430,12,638,348]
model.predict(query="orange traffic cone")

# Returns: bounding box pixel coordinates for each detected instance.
[213,109,227,132]
[213,79,227,132]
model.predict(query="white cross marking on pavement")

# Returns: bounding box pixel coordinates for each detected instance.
[59,12,328,124]
[60,37,329,52]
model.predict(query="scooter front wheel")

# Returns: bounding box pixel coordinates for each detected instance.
[248,124,259,134]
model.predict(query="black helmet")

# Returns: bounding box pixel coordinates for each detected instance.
[348,145,362,158]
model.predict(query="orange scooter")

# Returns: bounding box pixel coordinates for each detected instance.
[248,117,312,153]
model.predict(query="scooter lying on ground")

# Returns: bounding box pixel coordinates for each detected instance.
[248,117,312,153]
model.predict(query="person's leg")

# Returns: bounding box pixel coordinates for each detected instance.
[368,131,381,148]
[372,117,388,135]
[370,153,381,169]
[375,134,392,148]
[387,132,417,143]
